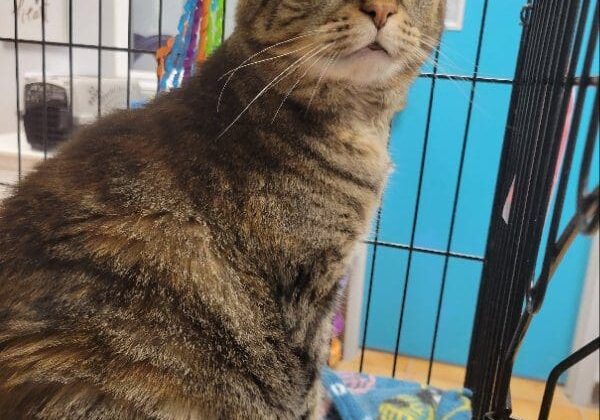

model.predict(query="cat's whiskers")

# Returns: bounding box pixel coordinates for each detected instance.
[271,50,333,124]
[219,29,325,81]
[420,53,492,119]
[305,52,340,114]
[216,30,334,113]
[421,35,499,82]
[420,34,473,72]
[419,38,495,120]
[413,40,462,79]
[217,44,331,139]
[418,38,460,70]
[425,36,495,80]
[217,42,318,112]
[220,43,317,80]
[395,43,484,115]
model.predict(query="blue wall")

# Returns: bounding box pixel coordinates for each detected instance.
[361,0,599,381]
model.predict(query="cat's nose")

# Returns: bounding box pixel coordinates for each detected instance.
[360,0,398,29]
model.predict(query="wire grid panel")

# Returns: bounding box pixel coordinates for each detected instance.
[0,0,170,187]
[357,0,521,385]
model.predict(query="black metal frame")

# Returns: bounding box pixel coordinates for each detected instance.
[1,1,599,419]
[465,1,599,419]
[538,337,599,420]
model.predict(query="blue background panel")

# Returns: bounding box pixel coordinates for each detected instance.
[360,0,597,381]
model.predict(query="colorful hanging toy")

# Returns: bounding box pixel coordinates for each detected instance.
[157,0,224,92]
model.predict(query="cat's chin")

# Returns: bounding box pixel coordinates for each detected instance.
[326,50,404,86]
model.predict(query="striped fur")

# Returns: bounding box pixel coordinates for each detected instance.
[0,1,444,418]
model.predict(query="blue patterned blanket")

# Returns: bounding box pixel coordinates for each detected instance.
[320,368,472,420]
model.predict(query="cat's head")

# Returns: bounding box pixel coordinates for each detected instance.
[234,0,445,86]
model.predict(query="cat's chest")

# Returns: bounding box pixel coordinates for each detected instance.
[330,121,392,187]
[256,122,390,248]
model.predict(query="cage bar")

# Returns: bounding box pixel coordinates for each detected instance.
[41,0,48,159]
[363,239,484,262]
[157,0,164,94]
[538,338,599,420]
[427,0,490,385]
[12,0,22,180]
[126,0,133,109]
[98,0,103,118]
[390,48,440,379]
[0,37,156,55]
[69,0,74,127]
[359,208,383,373]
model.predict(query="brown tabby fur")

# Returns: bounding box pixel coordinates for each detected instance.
[0,0,444,418]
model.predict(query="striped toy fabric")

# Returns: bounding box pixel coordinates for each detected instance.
[320,368,472,420]
[157,0,224,92]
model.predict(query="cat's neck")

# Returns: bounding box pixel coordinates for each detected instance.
[164,40,394,295]
[214,37,413,127]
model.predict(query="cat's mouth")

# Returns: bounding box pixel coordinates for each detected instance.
[367,42,387,53]
[326,38,400,85]
[345,41,390,60]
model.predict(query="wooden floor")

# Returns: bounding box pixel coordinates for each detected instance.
[334,350,599,420]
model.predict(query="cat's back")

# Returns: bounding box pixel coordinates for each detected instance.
[0,79,309,419]
[1,99,198,251]
[0,115,218,420]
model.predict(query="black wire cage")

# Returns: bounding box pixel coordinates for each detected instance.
[465,0,599,418]
[0,1,599,419]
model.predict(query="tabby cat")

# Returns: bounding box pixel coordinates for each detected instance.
[0,0,445,418]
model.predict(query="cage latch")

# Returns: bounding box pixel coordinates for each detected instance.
[520,3,533,26]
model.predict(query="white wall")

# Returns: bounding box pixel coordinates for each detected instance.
[0,0,190,137]
[566,233,600,406]
[225,0,238,38]
[0,1,104,136]
[0,0,191,193]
